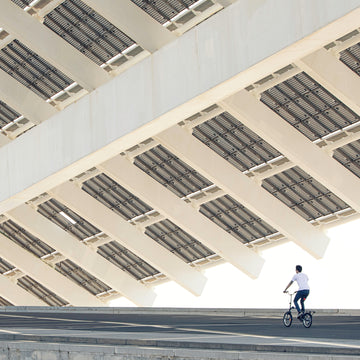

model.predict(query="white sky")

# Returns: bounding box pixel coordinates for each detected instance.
[110,218,360,309]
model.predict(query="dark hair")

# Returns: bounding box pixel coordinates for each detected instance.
[296,265,302,272]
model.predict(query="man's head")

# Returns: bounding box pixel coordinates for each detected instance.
[296,265,302,273]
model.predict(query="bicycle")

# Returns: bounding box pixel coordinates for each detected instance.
[283,291,314,328]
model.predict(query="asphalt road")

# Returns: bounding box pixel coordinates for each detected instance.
[0,311,359,340]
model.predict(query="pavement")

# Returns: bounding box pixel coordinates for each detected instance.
[0,307,359,357]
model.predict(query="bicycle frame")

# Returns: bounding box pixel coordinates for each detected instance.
[283,291,313,328]
[286,291,296,311]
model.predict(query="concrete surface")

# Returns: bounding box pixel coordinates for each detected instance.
[0,307,359,359]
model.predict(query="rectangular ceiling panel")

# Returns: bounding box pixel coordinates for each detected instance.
[261,72,360,141]
[262,166,350,221]
[97,241,160,281]
[0,39,74,100]
[55,259,111,296]
[199,195,278,244]
[134,144,213,198]
[130,0,199,25]
[0,100,21,130]
[44,0,137,66]
[0,296,12,306]
[145,219,215,263]
[0,220,55,258]
[340,42,360,77]
[10,0,31,9]
[17,275,68,306]
[333,140,360,179]
[38,198,101,241]
[82,173,153,221]
[0,257,15,274]
[193,111,282,172]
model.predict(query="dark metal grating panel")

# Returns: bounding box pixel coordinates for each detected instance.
[261,72,360,141]
[0,258,15,274]
[200,195,278,244]
[0,40,74,100]
[134,145,213,198]
[131,0,198,25]
[0,100,21,130]
[83,173,153,221]
[262,166,350,221]
[0,220,55,258]
[98,241,160,280]
[340,43,360,77]
[193,112,282,172]
[0,296,13,306]
[145,219,214,263]
[44,0,136,66]
[56,259,111,296]
[38,198,101,241]
[333,140,360,179]
[10,0,31,9]
[17,275,68,306]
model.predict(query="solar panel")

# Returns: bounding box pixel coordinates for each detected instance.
[38,198,101,241]
[261,72,360,141]
[10,0,31,9]
[0,39,74,100]
[199,195,278,244]
[82,173,153,221]
[44,0,136,66]
[262,166,350,221]
[56,259,111,295]
[333,140,360,179]
[131,0,198,25]
[17,275,68,306]
[0,219,55,258]
[134,144,213,198]
[0,258,15,274]
[193,112,282,172]
[340,42,360,77]
[0,296,12,306]
[145,219,215,263]
[0,100,21,130]
[97,241,160,280]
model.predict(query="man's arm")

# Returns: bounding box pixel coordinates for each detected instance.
[283,280,293,293]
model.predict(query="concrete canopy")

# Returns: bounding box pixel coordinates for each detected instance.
[0,0,360,306]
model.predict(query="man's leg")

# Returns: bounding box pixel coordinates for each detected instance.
[293,292,301,314]
[299,290,310,312]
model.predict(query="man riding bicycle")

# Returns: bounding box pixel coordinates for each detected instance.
[283,265,310,318]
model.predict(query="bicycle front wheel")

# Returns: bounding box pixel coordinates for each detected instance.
[283,311,292,327]
[302,313,312,328]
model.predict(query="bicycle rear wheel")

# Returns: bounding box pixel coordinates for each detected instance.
[283,311,292,327]
[302,313,312,328]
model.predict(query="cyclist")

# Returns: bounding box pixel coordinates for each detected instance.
[283,265,310,318]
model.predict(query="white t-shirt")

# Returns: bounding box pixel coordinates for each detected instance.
[292,273,309,290]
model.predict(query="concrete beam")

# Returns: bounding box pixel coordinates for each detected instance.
[221,90,360,214]
[0,69,57,124]
[7,204,156,306]
[0,0,109,91]
[1,1,360,214]
[155,125,329,259]
[0,275,47,306]
[99,156,265,279]
[83,0,176,53]
[0,232,103,306]
[297,47,360,116]
[51,181,207,296]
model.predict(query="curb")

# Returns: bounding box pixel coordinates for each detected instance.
[0,333,358,356]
